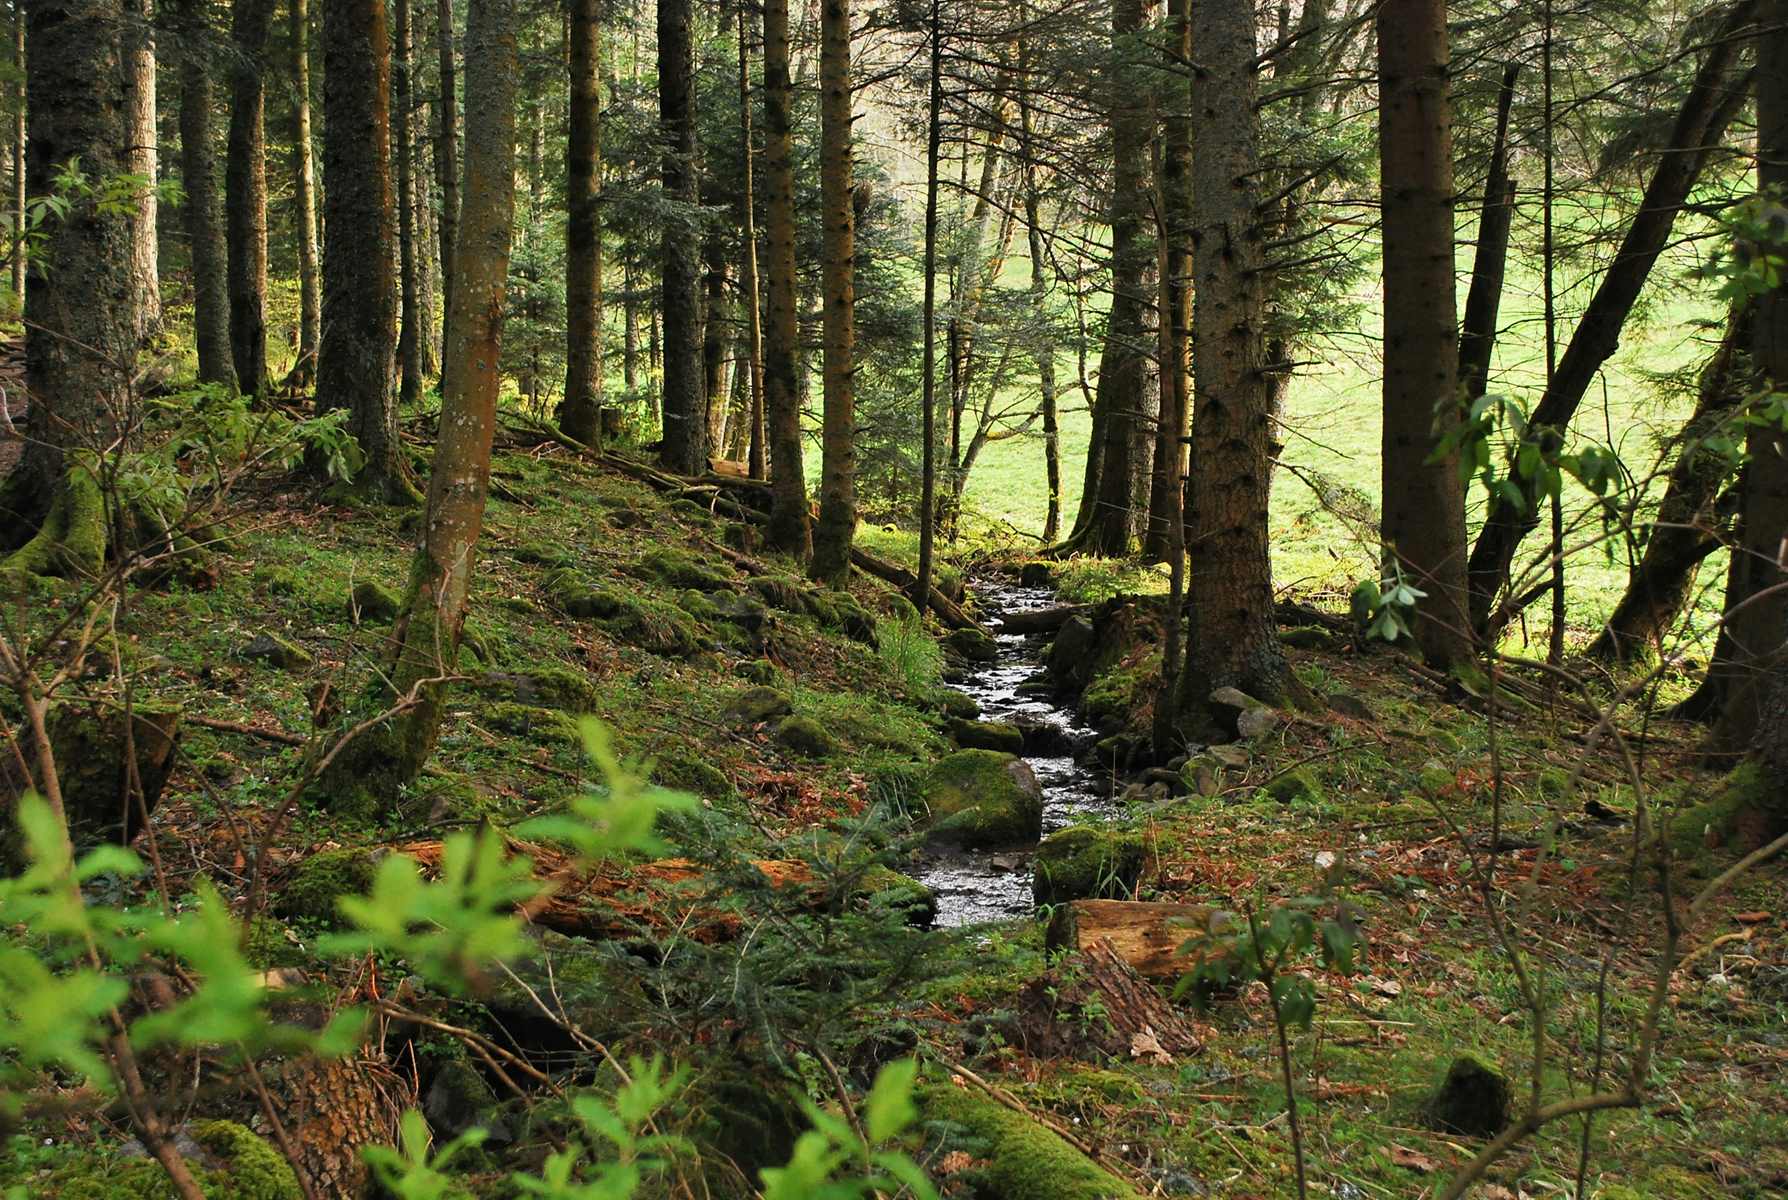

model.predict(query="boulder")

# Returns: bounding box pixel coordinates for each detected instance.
[1261,769,1321,806]
[630,546,734,591]
[948,716,1024,754]
[935,688,981,719]
[1018,560,1054,588]
[1421,1054,1513,1138]
[2,704,181,869]
[944,625,1000,664]
[723,685,794,726]
[1208,686,1270,738]
[1236,705,1280,740]
[855,865,938,927]
[918,1083,1143,1200]
[347,579,402,622]
[1015,718,1080,758]
[474,667,599,713]
[240,632,314,670]
[774,715,835,758]
[1046,615,1098,690]
[920,749,1044,848]
[1032,826,1147,906]
[1326,692,1376,722]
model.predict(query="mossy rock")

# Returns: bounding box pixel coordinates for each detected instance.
[943,625,1000,664]
[747,574,808,612]
[734,657,779,684]
[274,847,380,928]
[805,588,879,644]
[651,751,740,804]
[541,567,622,618]
[239,632,314,671]
[38,1121,303,1199]
[481,702,583,747]
[856,865,937,927]
[473,667,600,713]
[1261,769,1321,806]
[920,750,1044,849]
[949,717,1024,754]
[241,914,306,969]
[774,715,836,758]
[1668,760,1783,852]
[679,587,768,634]
[1420,1053,1512,1138]
[2,704,180,869]
[512,540,576,568]
[630,546,733,592]
[1033,826,1146,906]
[936,689,981,719]
[544,572,704,655]
[347,579,402,622]
[919,1083,1143,1199]
[722,685,794,726]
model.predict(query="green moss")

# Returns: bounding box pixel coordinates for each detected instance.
[936,689,981,719]
[274,846,379,928]
[747,573,808,612]
[542,570,703,655]
[481,702,583,747]
[35,1122,300,1200]
[856,865,937,926]
[921,750,1044,848]
[241,915,306,969]
[1669,760,1780,852]
[513,540,576,568]
[1081,658,1158,729]
[805,588,879,644]
[774,715,836,758]
[347,578,402,621]
[919,1084,1142,1199]
[1033,826,1146,905]
[1261,769,1321,806]
[1420,1053,1512,1138]
[948,717,1024,753]
[630,546,733,591]
[473,666,600,713]
[722,685,794,725]
[944,626,999,663]
[1,461,106,580]
[651,751,740,804]
[238,632,314,670]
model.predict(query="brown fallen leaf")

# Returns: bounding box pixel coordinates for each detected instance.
[1735,911,1771,924]
[1387,1144,1441,1173]
[1131,1027,1175,1065]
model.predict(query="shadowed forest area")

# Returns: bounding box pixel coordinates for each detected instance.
[2,0,1787,1196]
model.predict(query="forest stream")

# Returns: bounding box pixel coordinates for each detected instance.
[914,579,1121,926]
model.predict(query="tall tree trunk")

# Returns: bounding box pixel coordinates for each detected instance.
[915,0,942,603]
[1088,0,1155,557]
[175,0,235,391]
[1712,1,1788,752]
[623,258,640,389]
[9,9,21,304]
[318,0,410,500]
[435,0,459,385]
[1377,0,1473,668]
[561,0,604,445]
[657,0,705,473]
[226,0,273,395]
[1176,0,1289,728]
[1457,62,1519,404]
[1152,0,1191,753]
[1589,301,1752,662]
[5,0,138,549]
[703,235,731,450]
[414,96,438,378]
[738,3,766,479]
[290,0,321,386]
[762,0,811,556]
[354,0,517,796]
[1465,0,1756,634]
[123,0,159,340]
[394,0,421,410]
[809,0,855,584]
[1017,26,1057,545]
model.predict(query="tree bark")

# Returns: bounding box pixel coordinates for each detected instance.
[226,0,273,395]
[560,0,604,446]
[809,0,856,585]
[175,0,235,391]
[738,5,766,479]
[1377,0,1473,668]
[123,0,159,340]
[290,0,321,386]
[702,234,731,450]
[374,0,517,790]
[1457,62,1519,404]
[1465,0,1757,634]
[435,0,459,386]
[9,10,21,304]
[394,0,422,411]
[6,0,136,538]
[762,0,811,556]
[318,0,410,500]
[1152,0,1191,753]
[1713,0,1788,752]
[1588,301,1753,662]
[656,0,706,474]
[1176,0,1290,729]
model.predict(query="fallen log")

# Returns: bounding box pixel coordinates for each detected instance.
[996,603,1091,635]
[1044,899,1234,982]
[849,546,984,632]
[1016,938,1202,1060]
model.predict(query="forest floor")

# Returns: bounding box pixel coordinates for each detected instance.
[3,434,1784,1199]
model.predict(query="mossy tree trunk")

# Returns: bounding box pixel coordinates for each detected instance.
[174,0,237,392]
[737,5,767,478]
[809,0,856,586]
[1174,0,1289,730]
[560,0,604,446]
[375,0,517,792]
[761,0,811,557]
[1377,0,1473,669]
[3,0,135,570]
[657,0,706,475]
[393,0,422,412]
[290,0,321,386]
[317,0,412,501]
[226,0,272,396]
[435,0,459,389]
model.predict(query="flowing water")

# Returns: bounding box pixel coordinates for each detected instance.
[915,579,1127,927]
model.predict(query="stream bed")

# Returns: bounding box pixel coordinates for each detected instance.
[914,579,1126,927]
